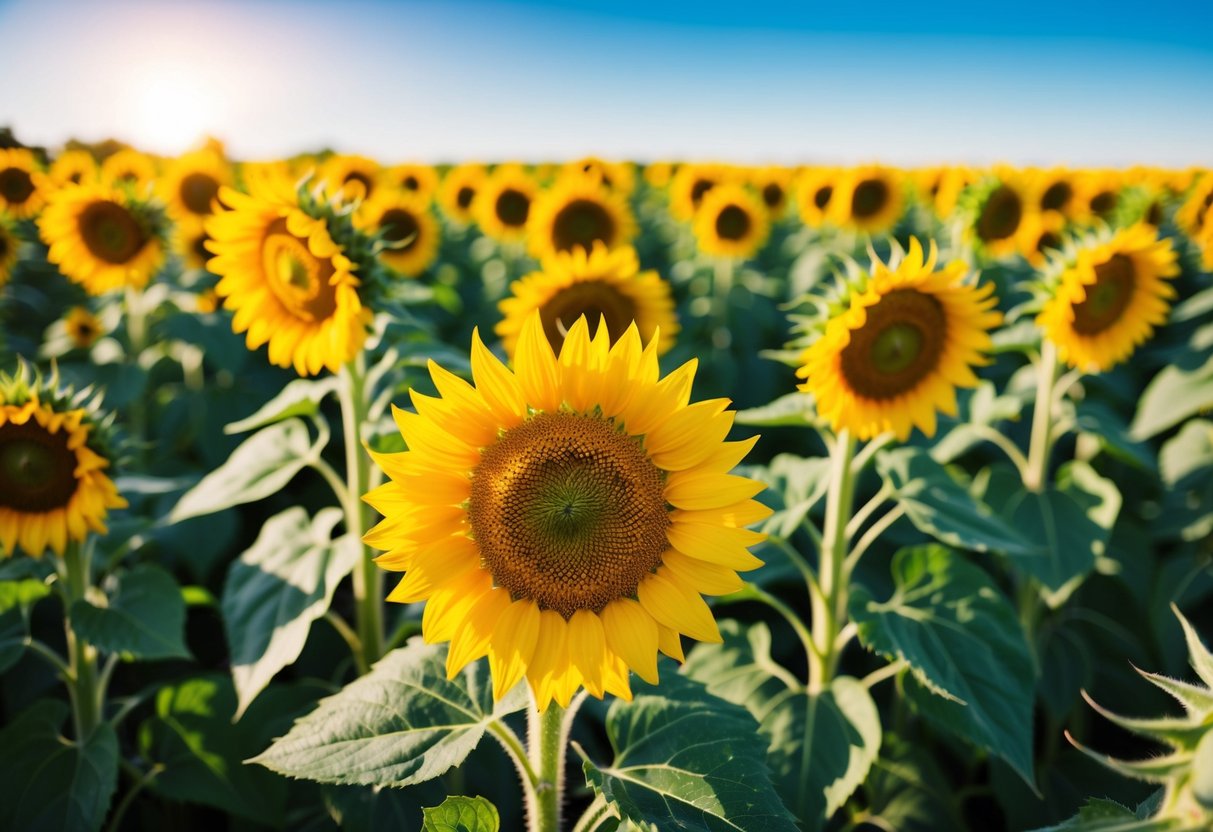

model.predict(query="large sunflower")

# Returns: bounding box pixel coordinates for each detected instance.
[693,183,769,259]
[475,164,538,244]
[1037,224,1179,372]
[39,183,165,295]
[205,168,373,376]
[0,217,18,290]
[159,148,231,225]
[355,190,441,278]
[526,176,635,262]
[99,148,157,193]
[829,165,904,233]
[364,311,768,708]
[0,148,50,219]
[797,238,1002,441]
[0,372,126,558]
[496,243,678,357]
[438,163,487,225]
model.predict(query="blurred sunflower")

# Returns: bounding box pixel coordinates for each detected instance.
[1176,175,1213,236]
[159,148,231,225]
[970,175,1032,258]
[750,166,793,220]
[560,157,635,194]
[475,164,538,244]
[796,167,837,228]
[669,163,732,221]
[385,163,439,197]
[64,306,103,349]
[99,148,157,192]
[196,287,221,314]
[1073,171,1122,224]
[437,163,487,225]
[39,183,165,295]
[205,167,373,376]
[496,243,677,357]
[1037,224,1179,372]
[1016,210,1068,270]
[0,217,18,289]
[527,176,635,261]
[693,183,769,259]
[643,161,677,189]
[321,154,381,201]
[914,166,971,219]
[830,165,904,233]
[49,150,98,188]
[797,238,1002,441]
[0,148,50,219]
[0,367,127,558]
[355,190,440,278]
[364,311,768,708]
[172,219,214,272]
[1035,168,1078,217]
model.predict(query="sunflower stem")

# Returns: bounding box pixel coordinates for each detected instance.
[527,701,568,832]
[339,355,384,672]
[808,430,858,694]
[712,257,735,336]
[124,285,149,461]
[1025,340,1059,493]
[63,539,101,741]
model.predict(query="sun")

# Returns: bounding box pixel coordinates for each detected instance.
[128,67,219,155]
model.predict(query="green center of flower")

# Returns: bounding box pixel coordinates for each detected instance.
[0,422,78,512]
[552,198,615,253]
[851,178,890,220]
[495,188,531,227]
[1072,253,1135,335]
[714,204,752,242]
[468,411,669,617]
[0,167,35,205]
[840,288,947,400]
[78,200,146,265]
[977,185,1023,242]
[179,172,220,215]
[539,280,638,352]
[262,218,338,322]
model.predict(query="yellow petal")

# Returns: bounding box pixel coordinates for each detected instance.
[601,598,660,685]
[665,471,765,510]
[488,599,541,700]
[667,521,765,571]
[471,328,526,428]
[567,609,607,697]
[637,570,721,644]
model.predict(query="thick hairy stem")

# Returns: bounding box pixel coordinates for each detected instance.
[808,431,858,694]
[63,540,101,740]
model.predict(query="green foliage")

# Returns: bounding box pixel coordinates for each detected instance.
[70,563,190,660]
[422,795,501,832]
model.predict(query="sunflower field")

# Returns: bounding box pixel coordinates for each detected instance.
[1,140,1213,832]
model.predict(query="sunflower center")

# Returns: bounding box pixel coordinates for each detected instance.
[977,185,1023,242]
[1089,191,1116,217]
[378,208,421,250]
[191,232,211,264]
[78,201,146,265]
[851,179,890,219]
[714,204,752,242]
[840,289,946,400]
[1146,201,1163,227]
[495,189,530,227]
[0,422,78,512]
[1041,182,1072,212]
[539,280,638,351]
[261,218,338,321]
[762,183,784,209]
[690,179,715,207]
[1072,253,1135,335]
[0,167,35,204]
[180,172,220,215]
[1037,231,1061,253]
[343,172,374,199]
[468,411,669,617]
[552,199,615,253]
[814,185,833,210]
[0,234,8,260]
[456,186,475,209]
[403,175,420,191]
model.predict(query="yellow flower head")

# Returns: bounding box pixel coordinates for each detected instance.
[65,306,104,349]
[797,238,1003,441]
[969,173,1033,259]
[1037,224,1179,372]
[0,148,50,220]
[354,189,441,278]
[475,164,539,243]
[669,162,734,222]
[438,163,487,225]
[526,175,636,262]
[749,166,794,220]
[1016,209,1068,270]
[497,243,678,358]
[364,312,769,709]
[99,148,157,193]
[796,167,838,228]
[159,148,232,225]
[384,163,439,198]
[829,165,904,234]
[0,217,18,290]
[559,157,636,195]
[49,150,99,189]
[693,183,770,259]
[321,155,381,202]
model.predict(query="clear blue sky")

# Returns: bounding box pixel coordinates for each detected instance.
[1,0,1210,166]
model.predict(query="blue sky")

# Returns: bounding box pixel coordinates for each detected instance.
[1,0,1210,166]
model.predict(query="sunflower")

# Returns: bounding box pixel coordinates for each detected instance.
[0,370,127,558]
[914,166,972,219]
[693,183,769,259]
[969,174,1032,258]
[355,190,441,278]
[99,148,157,192]
[1037,224,1179,372]
[669,163,733,221]
[0,217,18,290]
[385,163,439,197]
[438,163,487,225]
[64,306,104,349]
[39,183,165,295]
[796,167,838,228]
[321,154,381,201]
[560,157,636,194]
[1034,168,1078,217]
[643,161,677,189]
[475,164,539,244]
[497,243,678,357]
[829,165,904,233]
[750,166,794,220]
[527,176,636,262]
[1072,171,1122,225]
[159,149,231,225]
[49,150,98,188]
[0,148,50,219]
[205,167,374,376]
[364,310,768,708]
[1016,209,1068,269]
[796,238,1002,441]
[171,218,215,272]
[1176,175,1213,236]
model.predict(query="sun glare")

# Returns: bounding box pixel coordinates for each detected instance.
[129,67,219,155]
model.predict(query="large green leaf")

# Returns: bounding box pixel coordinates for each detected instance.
[252,639,527,787]
[222,506,361,718]
[1131,350,1213,440]
[744,454,831,539]
[580,671,799,832]
[1158,420,1213,543]
[683,620,798,722]
[0,700,119,832]
[422,795,501,831]
[849,545,1036,785]
[876,447,1036,556]
[170,418,322,522]
[224,376,340,435]
[69,563,190,660]
[735,392,817,427]
[863,736,967,832]
[0,572,52,673]
[1029,797,1182,831]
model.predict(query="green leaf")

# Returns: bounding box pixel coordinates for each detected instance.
[222,506,361,718]
[324,782,446,832]
[70,563,190,660]
[864,736,966,832]
[251,639,527,787]
[1159,420,1213,487]
[224,376,340,435]
[1130,351,1213,440]
[580,672,798,832]
[849,544,1036,786]
[170,418,322,522]
[736,392,816,427]
[744,454,831,539]
[683,620,798,722]
[1191,732,1213,810]
[1028,797,1182,831]
[422,795,501,831]
[0,700,119,832]
[876,447,1036,556]
[1075,400,1156,471]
